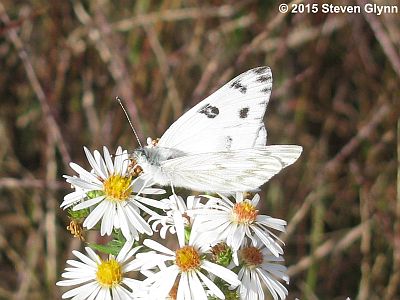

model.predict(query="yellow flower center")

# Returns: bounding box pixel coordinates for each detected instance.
[175,246,201,272]
[103,174,132,202]
[240,246,263,268]
[96,258,122,287]
[232,200,258,224]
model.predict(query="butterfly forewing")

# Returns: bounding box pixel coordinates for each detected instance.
[158,66,273,153]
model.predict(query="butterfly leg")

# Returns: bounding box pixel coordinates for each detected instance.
[170,181,177,196]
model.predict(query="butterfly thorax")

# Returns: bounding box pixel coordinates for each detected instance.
[132,146,186,186]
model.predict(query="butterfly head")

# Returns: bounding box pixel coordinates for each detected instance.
[132,148,148,163]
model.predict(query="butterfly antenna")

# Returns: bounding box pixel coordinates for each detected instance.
[116,96,142,148]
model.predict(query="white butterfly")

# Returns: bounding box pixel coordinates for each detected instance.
[132,66,302,193]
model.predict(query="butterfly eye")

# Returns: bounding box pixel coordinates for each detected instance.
[133,148,144,157]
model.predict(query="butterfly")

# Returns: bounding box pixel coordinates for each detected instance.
[131,66,302,193]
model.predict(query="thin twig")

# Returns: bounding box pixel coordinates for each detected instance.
[236,0,304,66]
[357,187,371,300]
[0,2,71,167]
[82,69,101,138]
[44,134,57,296]
[72,1,144,141]
[0,178,67,190]
[357,0,400,80]
[288,221,369,277]
[143,24,183,132]
[284,103,390,241]
[112,5,237,31]
[15,226,41,300]
[384,115,400,299]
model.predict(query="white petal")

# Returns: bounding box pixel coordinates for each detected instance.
[115,204,133,241]
[83,201,108,229]
[150,266,180,298]
[130,199,159,217]
[141,188,166,195]
[134,196,168,209]
[188,272,207,300]
[235,192,244,203]
[73,196,104,211]
[61,281,98,298]
[252,226,283,256]
[69,281,99,299]
[85,247,102,264]
[121,277,142,290]
[201,261,240,287]
[84,147,106,179]
[251,193,260,206]
[69,162,102,184]
[117,240,135,263]
[257,268,288,300]
[61,191,86,208]
[72,249,98,267]
[62,270,95,280]
[65,176,102,190]
[256,215,286,230]
[86,285,102,300]
[65,259,96,272]
[143,239,175,256]
[133,253,171,271]
[100,202,115,236]
[114,147,123,174]
[230,224,245,250]
[103,146,115,174]
[124,204,152,234]
[113,285,133,299]
[196,270,224,299]
[173,211,185,248]
[121,151,129,174]
[94,150,109,178]
[177,272,190,300]
[56,277,94,287]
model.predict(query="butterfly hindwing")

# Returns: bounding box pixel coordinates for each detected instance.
[158,67,272,153]
[160,145,302,192]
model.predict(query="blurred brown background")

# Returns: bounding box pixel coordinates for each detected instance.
[0,0,399,299]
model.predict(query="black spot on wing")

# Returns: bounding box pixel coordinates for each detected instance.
[239,107,249,119]
[260,87,272,94]
[257,75,272,83]
[253,66,269,74]
[230,79,247,94]
[198,103,219,118]
[225,136,233,150]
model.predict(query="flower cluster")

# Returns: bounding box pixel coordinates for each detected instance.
[57,146,290,300]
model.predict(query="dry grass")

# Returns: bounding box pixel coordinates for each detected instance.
[0,0,399,299]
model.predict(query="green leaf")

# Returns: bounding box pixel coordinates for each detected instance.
[88,239,125,256]
[88,229,127,256]
[87,190,104,199]
[67,207,90,220]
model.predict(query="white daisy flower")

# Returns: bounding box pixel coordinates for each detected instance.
[193,192,286,257]
[56,241,141,299]
[237,242,289,300]
[148,195,203,239]
[127,214,240,300]
[61,146,166,241]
